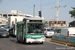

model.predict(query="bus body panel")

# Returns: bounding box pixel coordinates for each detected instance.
[26,37,45,43]
[25,35,45,43]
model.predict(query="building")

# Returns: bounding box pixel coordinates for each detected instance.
[0,10,39,25]
[69,21,75,27]
[49,21,66,27]
[0,10,35,19]
[11,10,21,14]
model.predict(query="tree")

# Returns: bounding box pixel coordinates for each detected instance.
[69,7,75,18]
[45,21,48,24]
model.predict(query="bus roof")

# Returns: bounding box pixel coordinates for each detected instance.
[24,17,44,20]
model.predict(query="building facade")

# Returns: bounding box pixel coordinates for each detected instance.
[0,10,34,19]
[49,21,66,27]
[69,21,75,27]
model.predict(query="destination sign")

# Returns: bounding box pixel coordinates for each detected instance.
[30,20,42,22]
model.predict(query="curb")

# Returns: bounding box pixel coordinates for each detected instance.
[51,39,75,46]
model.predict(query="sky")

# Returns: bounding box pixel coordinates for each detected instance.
[0,0,75,24]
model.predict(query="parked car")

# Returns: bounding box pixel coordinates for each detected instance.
[44,28,54,37]
[4,26,9,32]
[0,25,9,32]
[0,28,9,38]
[1,25,7,28]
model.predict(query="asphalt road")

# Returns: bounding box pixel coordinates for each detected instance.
[0,37,75,50]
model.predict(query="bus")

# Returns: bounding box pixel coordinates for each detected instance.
[16,17,45,44]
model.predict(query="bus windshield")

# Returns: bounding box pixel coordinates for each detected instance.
[27,23,44,35]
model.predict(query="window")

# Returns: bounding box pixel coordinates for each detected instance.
[55,29,61,33]
[18,24,22,33]
[47,29,53,31]
[52,23,54,26]
[61,23,63,26]
[0,30,7,32]
[27,23,44,34]
[3,14,7,18]
[20,24,23,33]
[23,24,26,33]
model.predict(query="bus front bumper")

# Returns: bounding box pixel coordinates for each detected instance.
[26,37,45,43]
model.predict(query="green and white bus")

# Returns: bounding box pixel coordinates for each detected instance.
[16,17,45,44]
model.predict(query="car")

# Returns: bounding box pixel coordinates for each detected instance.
[0,25,7,28]
[0,25,9,32]
[0,28,9,38]
[60,27,75,37]
[44,28,54,37]
[4,26,9,32]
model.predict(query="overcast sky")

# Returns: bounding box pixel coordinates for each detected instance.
[0,0,75,24]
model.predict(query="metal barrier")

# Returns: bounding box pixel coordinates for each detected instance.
[51,35,75,46]
[69,37,75,43]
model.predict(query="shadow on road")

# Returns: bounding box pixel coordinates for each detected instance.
[9,34,16,38]
[0,36,9,38]
[45,36,52,38]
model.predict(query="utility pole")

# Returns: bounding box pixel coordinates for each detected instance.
[42,0,67,27]
[56,0,59,27]
[33,4,35,17]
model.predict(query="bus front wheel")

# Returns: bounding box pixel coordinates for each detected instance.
[40,42,43,44]
[17,37,20,42]
[23,38,26,44]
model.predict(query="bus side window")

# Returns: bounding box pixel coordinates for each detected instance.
[24,26,26,33]
[17,24,19,31]
[18,24,22,33]
[23,19,26,34]
[20,24,23,33]
[23,23,26,34]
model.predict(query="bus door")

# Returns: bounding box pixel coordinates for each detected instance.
[20,24,24,42]
[17,24,23,42]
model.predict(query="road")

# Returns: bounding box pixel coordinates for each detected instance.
[0,37,75,50]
